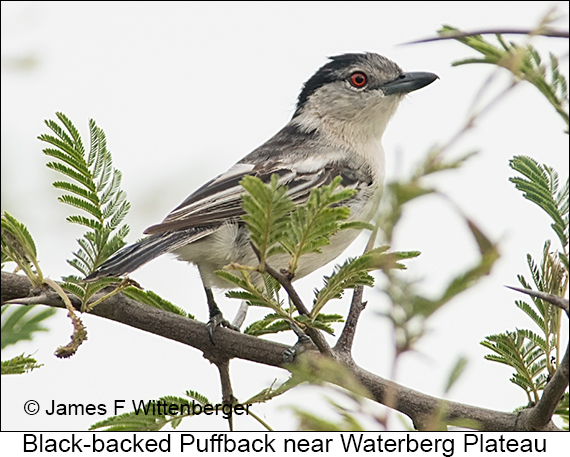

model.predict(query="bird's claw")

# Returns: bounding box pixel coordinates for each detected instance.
[282,334,311,363]
[207,313,240,344]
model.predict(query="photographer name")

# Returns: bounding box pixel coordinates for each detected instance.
[44,399,251,419]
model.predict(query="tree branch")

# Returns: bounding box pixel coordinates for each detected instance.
[1,271,563,431]
[262,263,334,358]
[213,358,236,431]
[404,27,569,45]
[334,285,365,360]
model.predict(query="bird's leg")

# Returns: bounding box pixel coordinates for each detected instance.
[283,320,312,363]
[205,287,239,344]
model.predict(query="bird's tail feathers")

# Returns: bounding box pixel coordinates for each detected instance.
[85,231,203,280]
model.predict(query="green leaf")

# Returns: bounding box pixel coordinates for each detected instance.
[481,329,550,403]
[245,312,344,336]
[1,305,56,349]
[280,176,356,274]
[124,287,193,319]
[100,170,124,206]
[65,215,104,231]
[292,406,365,432]
[215,270,250,290]
[58,194,103,219]
[218,268,285,316]
[226,290,278,308]
[241,174,294,267]
[1,212,43,285]
[1,354,43,375]
[45,161,96,190]
[52,181,100,205]
[311,247,418,318]
[1,212,38,261]
[515,300,545,330]
[444,356,468,394]
[184,390,210,406]
[39,114,131,305]
[42,147,91,178]
[90,396,198,431]
[55,112,85,156]
[244,314,289,336]
[339,221,375,231]
[441,26,569,129]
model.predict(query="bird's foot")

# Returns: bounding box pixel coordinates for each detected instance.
[283,334,312,363]
[207,312,240,344]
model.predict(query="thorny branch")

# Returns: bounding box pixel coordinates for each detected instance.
[334,285,366,360]
[248,239,334,359]
[2,271,565,431]
[404,27,569,45]
[507,285,570,316]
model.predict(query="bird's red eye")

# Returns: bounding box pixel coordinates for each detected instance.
[350,71,367,88]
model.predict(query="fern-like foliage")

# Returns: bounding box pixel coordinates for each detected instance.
[219,270,289,323]
[241,174,294,267]
[90,395,204,431]
[439,25,569,130]
[241,174,359,275]
[1,354,43,375]
[1,216,58,370]
[1,212,43,286]
[0,305,55,375]
[444,356,469,395]
[481,330,548,404]
[38,113,131,309]
[245,311,344,336]
[510,156,569,269]
[123,287,194,319]
[89,389,255,431]
[280,176,357,275]
[482,238,566,408]
[1,305,56,349]
[441,21,568,424]
[292,402,365,432]
[521,242,564,368]
[219,174,414,334]
[311,247,419,319]
[480,155,568,412]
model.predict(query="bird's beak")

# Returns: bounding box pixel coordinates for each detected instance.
[380,72,438,95]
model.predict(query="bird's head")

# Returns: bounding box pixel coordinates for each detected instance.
[292,53,437,147]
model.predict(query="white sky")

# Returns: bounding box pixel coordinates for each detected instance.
[1,1,569,433]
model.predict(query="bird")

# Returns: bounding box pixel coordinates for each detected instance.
[87,53,437,340]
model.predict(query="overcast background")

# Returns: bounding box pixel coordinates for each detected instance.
[1,1,568,432]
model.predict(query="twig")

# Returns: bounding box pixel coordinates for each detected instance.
[262,263,310,315]
[43,278,87,358]
[403,27,569,45]
[262,262,334,357]
[214,359,236,431]
[248,243,334,358]
[334,286,365,360]
[337,222,386,359]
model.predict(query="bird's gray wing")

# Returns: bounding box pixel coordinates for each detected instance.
[143,155,372,235]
